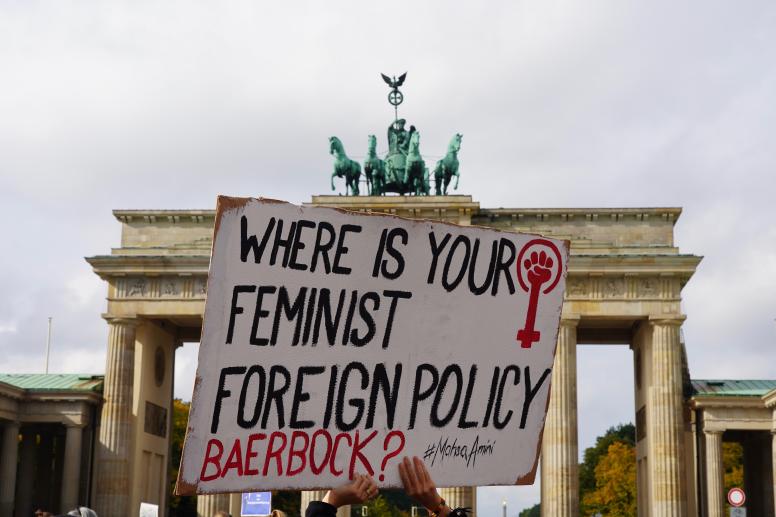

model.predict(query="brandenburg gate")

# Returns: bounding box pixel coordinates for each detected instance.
[87,194,701,516]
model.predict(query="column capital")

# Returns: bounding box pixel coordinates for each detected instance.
[648,315,686,327]
[559,314,581,327]
[102,315,140,327]
[703,429,724,436]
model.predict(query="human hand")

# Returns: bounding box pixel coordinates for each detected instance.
[323,474,378,508]
[398,456,449,516]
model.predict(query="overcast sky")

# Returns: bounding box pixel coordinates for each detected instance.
[2,1,775,513]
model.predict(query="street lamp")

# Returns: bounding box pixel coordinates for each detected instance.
[502,499,507,517]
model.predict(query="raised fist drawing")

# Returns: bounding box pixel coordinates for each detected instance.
[524,250,554,286]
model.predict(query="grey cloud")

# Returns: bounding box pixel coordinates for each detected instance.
[2,1,775,514]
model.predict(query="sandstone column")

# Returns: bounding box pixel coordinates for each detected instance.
[704,431,724,517]
[772,430,776,517]
[439,487,476,514]
[94,317,138,517]
[647,317,687,517]
[0,421,19,517]
[541,318,579,517]
[197,493,231,517]
[60,423,84,512]
[300,490,350,517]
[15,429,35,517]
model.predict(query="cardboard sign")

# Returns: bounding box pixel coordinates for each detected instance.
[139,503,159,517]
[176,196,568,494]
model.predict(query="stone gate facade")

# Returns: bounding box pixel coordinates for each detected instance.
[86,195,702,516]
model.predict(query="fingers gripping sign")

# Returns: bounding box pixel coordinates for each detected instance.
[516,239,562,349]
[399,457,443,513]
[323,473,379,507]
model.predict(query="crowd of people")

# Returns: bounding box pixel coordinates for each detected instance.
[305,456,468,517]
[33,456,467,517]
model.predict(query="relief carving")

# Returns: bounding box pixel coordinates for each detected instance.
[127,278,146,297]
[640,278,657,297]
[567,277,587,296]
[604,277,625,297]
[162,279,179,296]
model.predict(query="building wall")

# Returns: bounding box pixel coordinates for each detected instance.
[131,321,176,516]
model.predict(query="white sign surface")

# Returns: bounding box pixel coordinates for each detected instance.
[139,503,159,517]
[177,197,569,494]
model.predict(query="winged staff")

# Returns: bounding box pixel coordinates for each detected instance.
[381,72,407,89]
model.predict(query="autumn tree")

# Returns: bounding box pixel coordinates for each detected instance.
[170,399,196,517]
[579,423,635,498]
[722,441,744,492]
[581,441,637,516]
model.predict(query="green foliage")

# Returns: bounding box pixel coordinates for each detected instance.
[169,399,197,517]
[579,423,636,497]
[356,494,410,517]
[722,441,744,493]
[380,489,415,511]
[581,441,637,516]
[518,503,540,517]
[273,490,301,516]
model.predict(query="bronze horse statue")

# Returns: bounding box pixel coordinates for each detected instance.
[363,135,386,195]
[434,133,462,195]
[405,131,429,196]
[329,136,361,196]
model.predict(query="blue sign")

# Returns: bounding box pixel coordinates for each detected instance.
[241,492,272,516]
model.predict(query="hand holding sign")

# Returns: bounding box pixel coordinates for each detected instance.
[323,474,378,508]
[399,456,448,516]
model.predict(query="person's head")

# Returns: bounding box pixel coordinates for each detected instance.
[270,511,287,517]
[34,510,53,517]
[66,508,98,517]
[213,512,231,517]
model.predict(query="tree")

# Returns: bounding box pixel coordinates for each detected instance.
[722,441,744,492]
[359,495,410,517]
[518,503,540,517]
[579,423,635,498]
[581,441,637,516]
[169,399,197,517]
[272,490,301,515]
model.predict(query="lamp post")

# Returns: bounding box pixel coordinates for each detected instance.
[45,316,52,373]
[502,499,507,517]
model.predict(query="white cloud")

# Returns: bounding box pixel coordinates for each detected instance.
[0,323,17,334]
[1,1,775,514]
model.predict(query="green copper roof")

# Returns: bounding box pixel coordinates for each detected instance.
[691,379,776,397]
[0,374,103,392]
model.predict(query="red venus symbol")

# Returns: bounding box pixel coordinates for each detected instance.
[516,239,563,349]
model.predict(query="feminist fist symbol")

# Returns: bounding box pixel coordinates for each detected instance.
[516,239,562,349]
[525,250,554,286]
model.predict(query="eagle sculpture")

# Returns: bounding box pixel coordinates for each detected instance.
[381,72,407,89]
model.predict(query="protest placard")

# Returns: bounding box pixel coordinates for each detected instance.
[176,196,569,494]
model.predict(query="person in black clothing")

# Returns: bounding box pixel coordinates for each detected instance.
[306,456,468,517]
